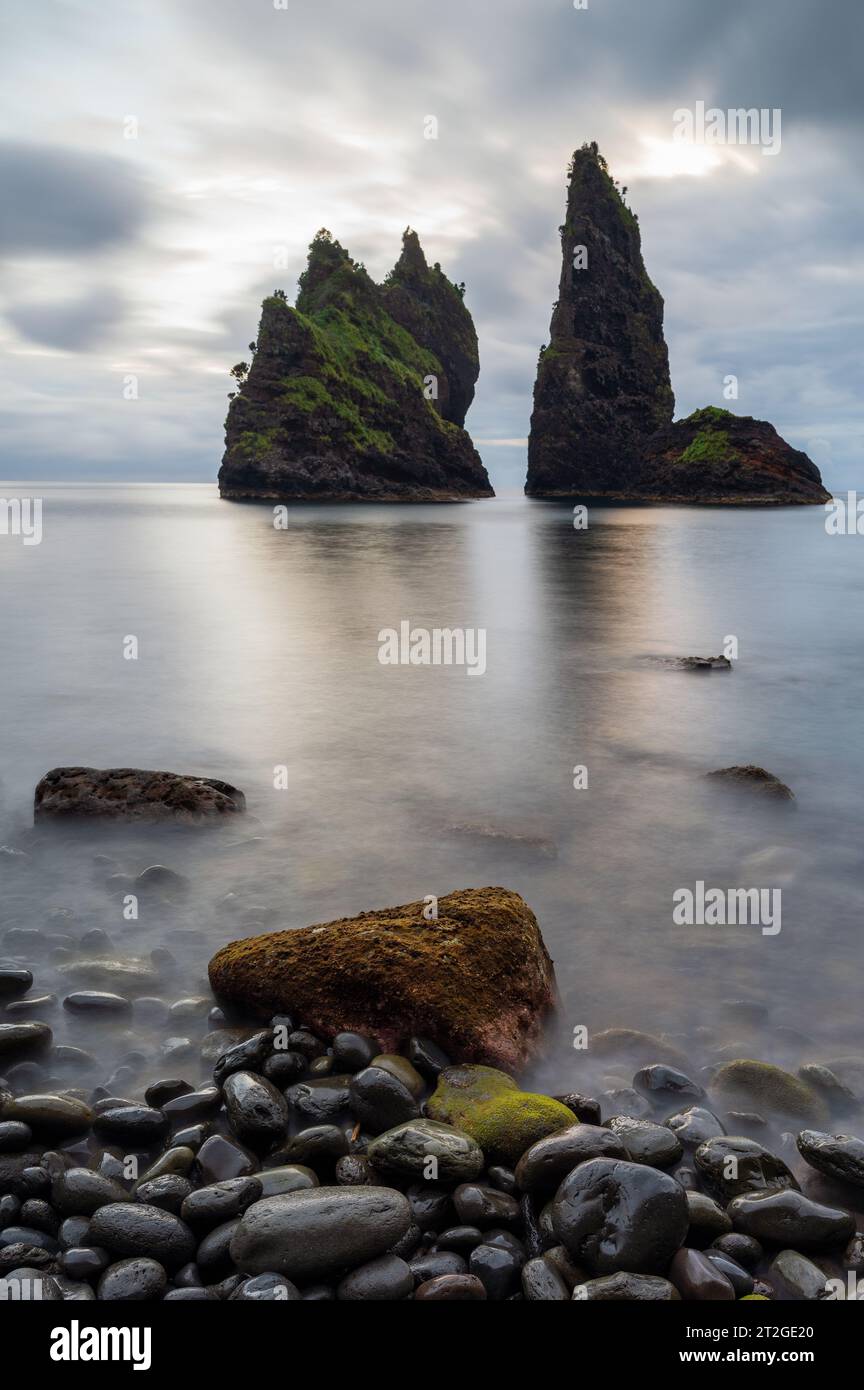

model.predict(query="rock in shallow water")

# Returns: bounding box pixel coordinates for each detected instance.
[209,887,555,1071]
[33,766,246,823]
[229,1187,411,1281]
[796,1129,864,1188]
[710,1060,826,1124]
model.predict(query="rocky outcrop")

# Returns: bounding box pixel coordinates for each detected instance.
[209,887,556,1071]
[34,767,245,823]
[218,229,492,502]
[381,229,478,428]
[705,765,795,803]
[638,408,831,504]
[526,142,674,497]
[526,144,831,506]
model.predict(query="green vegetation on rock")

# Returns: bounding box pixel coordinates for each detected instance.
[218,228,491,501]
[426,1063,577,1165]
[711,1059,828,1124]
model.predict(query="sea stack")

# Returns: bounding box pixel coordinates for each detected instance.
[526,142,674,497]
[218,229,492,502]
[526,143,831,506]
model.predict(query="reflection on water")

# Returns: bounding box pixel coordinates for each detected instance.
[1,485,862,1106]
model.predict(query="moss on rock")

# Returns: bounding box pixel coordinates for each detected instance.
[426,1063,577,1165]
[209,888,556,1071]
[711,1059,828,1125]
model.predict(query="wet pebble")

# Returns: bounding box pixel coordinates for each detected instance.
[88,1202,196,1269]
[796,1128,864,1188]
[606,1115,682,1167]
[728,1189,855,1248]
[223,1071,289,1148]
[98,1257,167,1300]
[367,1118,483,1183]
[453,1182,520,1227]
[553,1158,689,1275]
[337,1252,413,1300]
[229,1186,412,1281]
[515,1124,626,1194]
[63,991,132,1015]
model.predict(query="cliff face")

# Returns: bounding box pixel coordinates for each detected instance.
[218,229,492,502]
[526,143,674,497]
[382,229,478,428]
[639,408,831,505]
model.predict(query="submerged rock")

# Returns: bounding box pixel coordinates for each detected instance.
[710,1060,825,1123]
[639,408,830,506]
[209,887,556,1071]
[527,142,674,497]
[705,766,796,804]
[218,228,492,503]
[426,1065,576,1165]
[34,767,245,823]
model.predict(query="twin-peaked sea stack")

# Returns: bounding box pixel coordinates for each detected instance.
[218,229,493,502]
[527,143,831,505]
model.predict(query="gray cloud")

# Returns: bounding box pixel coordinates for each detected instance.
[0,143,148,253]
[7,289,127,350]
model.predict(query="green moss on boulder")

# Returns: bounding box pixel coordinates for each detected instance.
[426,1063,577,1165]
[711,1059,828,1124]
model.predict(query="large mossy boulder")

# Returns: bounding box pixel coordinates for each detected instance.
[710,1060,827,1125]
[218,228,492,502]
[425,1064,576,1165]
[209,888,556,1071]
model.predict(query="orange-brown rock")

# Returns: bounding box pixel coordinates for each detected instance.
[208,887,556,1071]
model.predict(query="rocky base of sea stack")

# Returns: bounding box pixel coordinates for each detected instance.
[2,1002,863,1301]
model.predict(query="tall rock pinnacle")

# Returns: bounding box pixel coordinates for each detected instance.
[218,229,492,502]
[526,142,674,496]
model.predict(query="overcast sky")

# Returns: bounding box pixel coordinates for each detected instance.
[1,0,861,491]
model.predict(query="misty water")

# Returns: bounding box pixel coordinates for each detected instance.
[2,484,863,1126]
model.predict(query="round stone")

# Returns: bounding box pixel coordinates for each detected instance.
[223,1071,289,1149]
[606,1115,682,1167]
[515,1124,627,1194]
[367,1119,483,1183]
[336,1253,413,1300]
[52,1168,131,1216]
[88,1203,196,1270]
[694,1135,797,1201]
[98,1257,167,1301]
[552,1157,689,1275]
[796,1129,864,1188]
[229,1186,411,1281]
[728,1189,855,1249]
